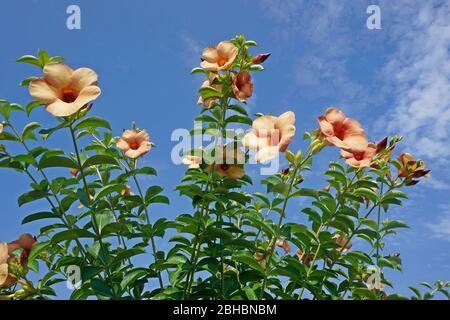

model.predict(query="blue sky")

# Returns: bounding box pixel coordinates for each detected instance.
[0,0,449,298]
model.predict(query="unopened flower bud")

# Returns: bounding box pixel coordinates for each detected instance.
[252,53,271,64]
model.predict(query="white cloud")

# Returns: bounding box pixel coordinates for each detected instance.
[426,204,450,241]
[377,1,450,164]
[180,32,204,67]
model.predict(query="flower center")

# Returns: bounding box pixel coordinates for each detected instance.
[220,164,230,171]
[129,140,140,150]
[353,151,365,161]
[61,88,77,103]
[218,57,228,67]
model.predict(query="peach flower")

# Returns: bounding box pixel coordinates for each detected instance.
[205,147,245,180]
[121,185,134,197]
[332,234,352,253]
[197,75,222,109]
[397,153,430,185]
[255,252,267,269]
[296,249,316,266]
[318,107,368,152]
[200,41,238,71]
[275,239,291,254]
[0,243,15,288]
[231,71,253,102]
[340,143,377,168]
[116,130,152,159]
[70,168,79,177]
[243,111,296,163]
[182,155,201,169]
[29,63,101,117]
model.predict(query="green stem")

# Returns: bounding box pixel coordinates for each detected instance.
[260,166,299,299]
[69,123,117,299]
[127,160,164,290]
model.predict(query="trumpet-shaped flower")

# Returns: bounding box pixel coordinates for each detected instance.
[275,239,291,254]
[116,130,152,159]
[29,63,101,117]
[318,107,368,152]
[243,111,296,163]
[197,75,222,109]
[332,234,352,253]
[231,71,253,102]
[340,144,377,168]
[200,41,238,71]
[205,147,245,180]
[182,155,202,169]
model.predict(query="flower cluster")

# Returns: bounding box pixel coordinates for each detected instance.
[0,234,36,288]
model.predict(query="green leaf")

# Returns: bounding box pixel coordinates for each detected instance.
[52,229,96,244]
[381,219,409,232]
[199,86,223,100]
[148,195,170,205]
[25,101,44,116]
[354,188,378,203]
[28,241,51,261]
[290,188,319,199]
[120,269,148,290]
[82,155,119,168]
[94,184,124,202]
[74,116,111,132]
[39,123,70,140]
[190,67,207,75]
[22,211,57,224]
[81,266,103,282]
[39,156,78,169]
[21,122,41,141]
[16,55,42,67]
[0,132,20,142]
[20,77,38,87]
[204,227,234,240]
[18,190,51,207]
[145,186,163,203]
[249,64,264,72]
[225,115,252,126]
[90,279,113,298]
[234,253,264,274]
[38,50,50,66]
[229,104,248,116]
[244,286,257,300]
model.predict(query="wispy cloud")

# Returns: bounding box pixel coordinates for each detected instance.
[180,32,204,67]
[426,204,450,241]
[258,0,376,109]
[377,1,450,165]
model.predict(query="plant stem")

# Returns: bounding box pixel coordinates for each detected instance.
[69,122,117,299]
[260,166,299,299]
[128,161,164,290]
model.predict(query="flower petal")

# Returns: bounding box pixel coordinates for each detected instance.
[71,67,99,90]
[201,47,219,62]
[242,132,269,150]
[73,85,101,107]
[43,63,73,89]
[116,138,130,152]
[0,263,9,287]
[29,79,59,103]
[135,131,150,144]
[253,115,276,133]
[225,165,245,179]
[200,60,219,71]
[255,146,279,163]
[0,244,8,264]
[278,125,296,152]
[45,99,82,117]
